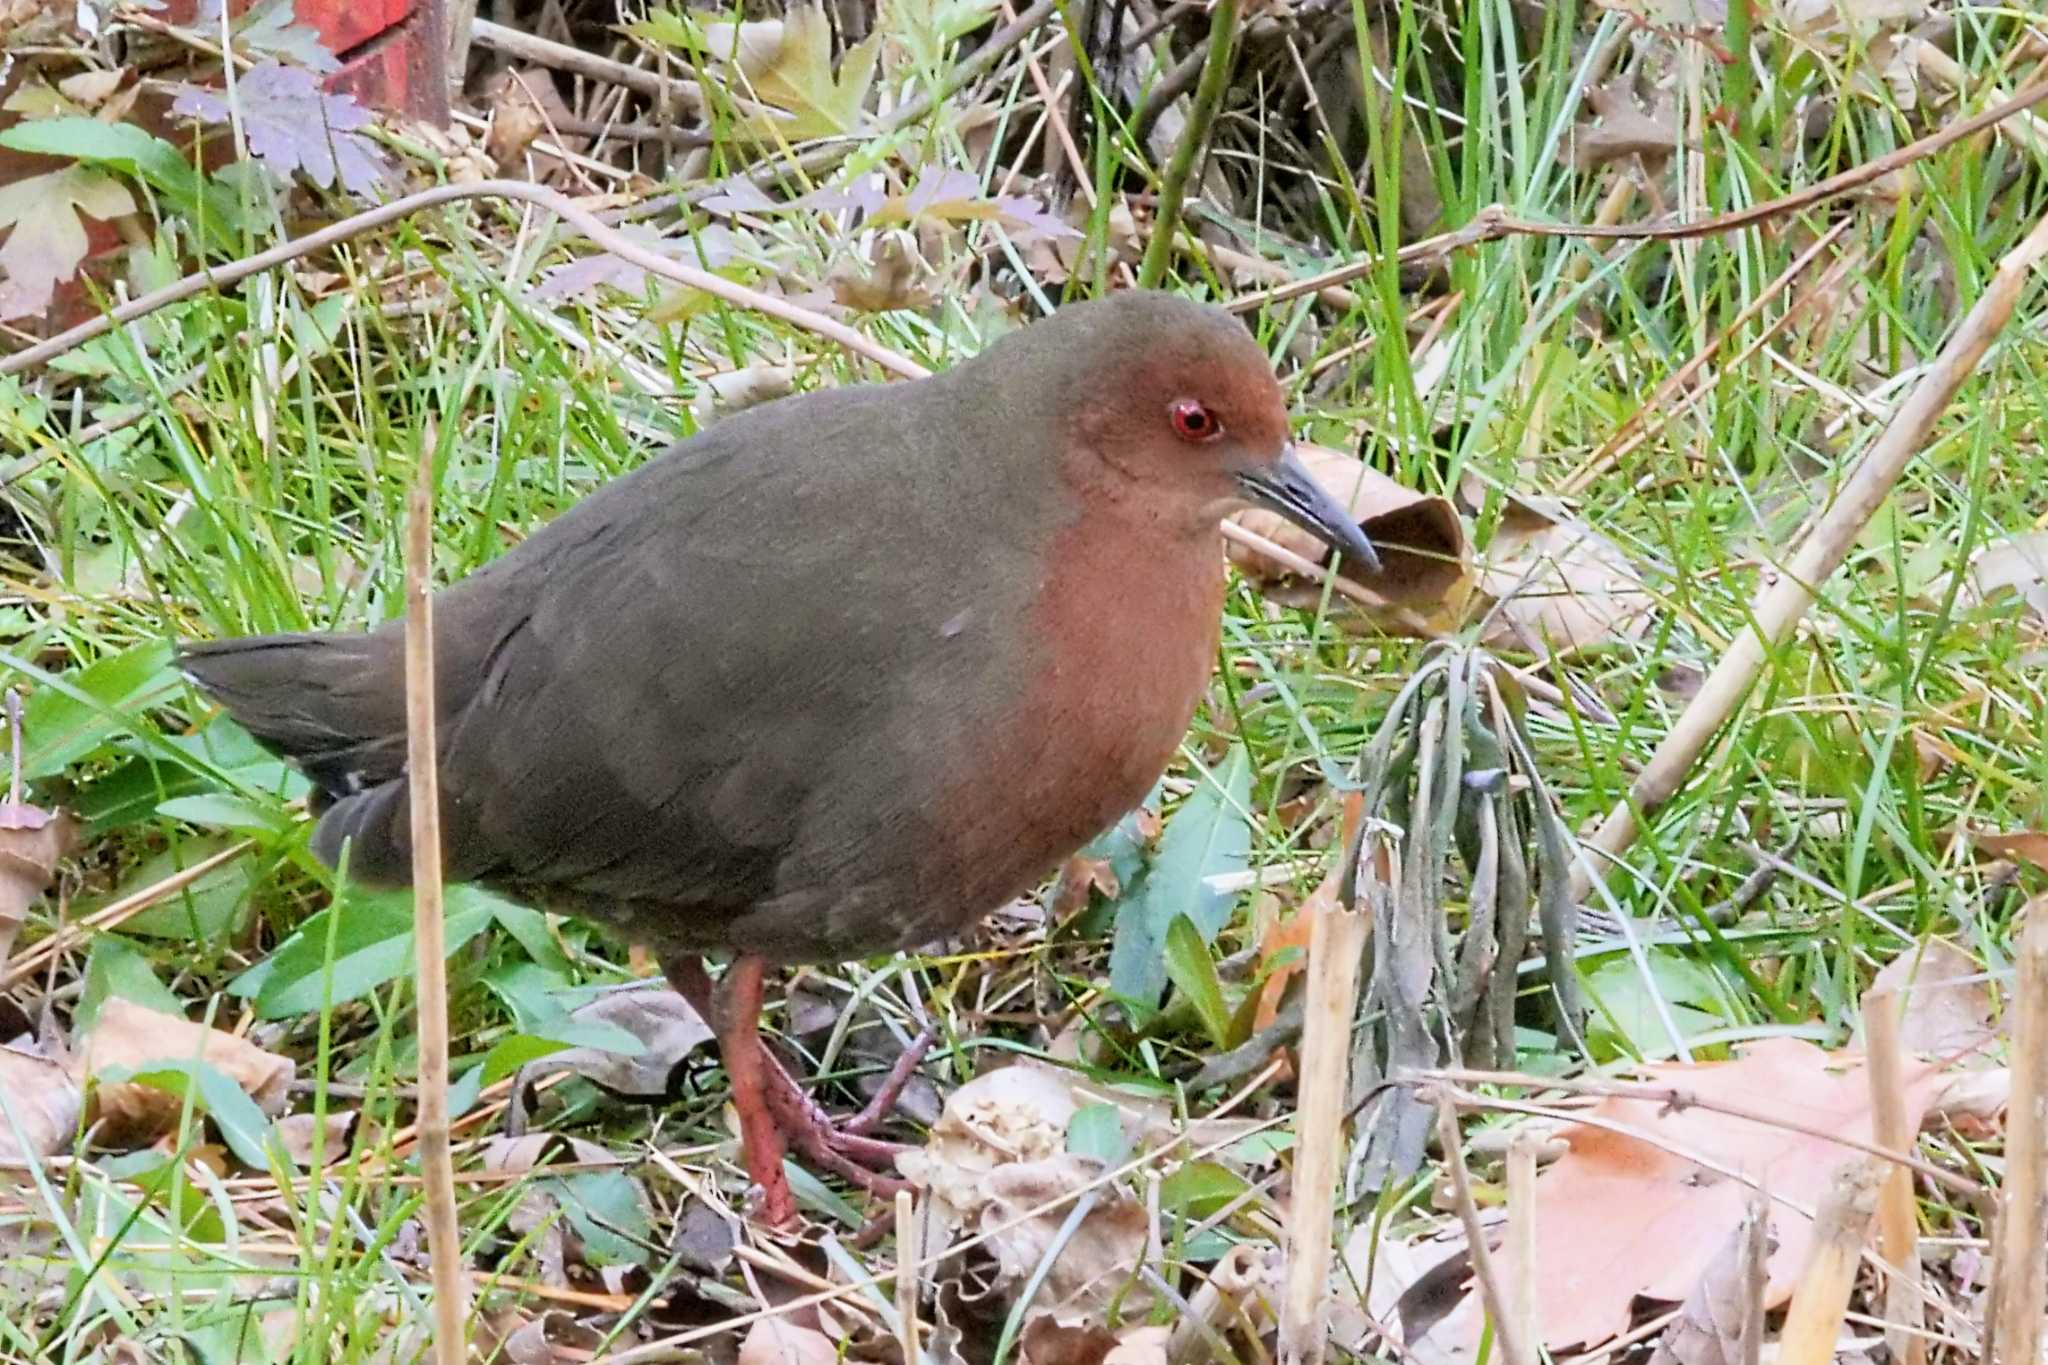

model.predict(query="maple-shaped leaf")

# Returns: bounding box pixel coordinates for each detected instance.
[236,0,342,73]
[0,165,135,321]
[532,223,763,303]
[641,7,879,140]
[170,63,388,197]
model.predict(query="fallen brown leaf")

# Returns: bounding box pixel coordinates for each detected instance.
[1225,442,1470,622]
[80,999,293,1148]
[1863,938,1993,1057]
[982,1156,1152,1319]
[0,1040,82,1171]
[738,1318,838,1365]
[1568,78,1684,170]
[273,1109,360,1167]
[1478,496,1654,654]
[1960,530,2048,624]
[1645,1197,1770,1365]
[0,797,75,966]
[507,982,713,1133]
[1971,828,2048,873]
[1437,1037,1947,1353]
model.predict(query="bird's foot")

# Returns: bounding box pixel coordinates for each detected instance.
[759,1026,937,1197]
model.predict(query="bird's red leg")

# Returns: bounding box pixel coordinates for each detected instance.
[663,955,924,1195]
[708,954,797,1227]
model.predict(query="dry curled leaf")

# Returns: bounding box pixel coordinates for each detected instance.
[81,998,293,1146]
[1224,442,1470,624]
[1972,828,2048,873]
[507,982,713,1132]
[1960,531,2048,625]
[1862,938,1993,1058]
[829,232,936,313]
[0,794,76,966]
[1479,496,1654,654]
[0,1041,82,1171]
[982,1156,1152,1319]
[1568,78,1683,170]
[273,1109,360,1167]
[1022,1318,1170,1365]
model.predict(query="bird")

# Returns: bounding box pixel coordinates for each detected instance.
[179,289,1379,1227]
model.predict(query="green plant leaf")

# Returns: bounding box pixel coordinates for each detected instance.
[233,884,500,1018]
[1164,914,1234,1048]
[1108,745,1252,1010]
[14,640,177,781]
[78,936,184,1033]
[156,792,293,834]
[1159,1160,1248,1218]
[1065,1102,1127,1163]
[109,1060,276,1170]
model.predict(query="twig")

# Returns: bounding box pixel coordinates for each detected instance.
[404,421,468,1359]
[471,18,709,109]
[1863,987,1927,1365]
[1774,1159,1882,1365]
[1435,1096,1534,1365]
[0,180,927,381]
[1136,0,1240,288]
[1566,201,2048,902]
[894,1190,919,1362]
[0,839,254,987]
[1228,75,2048,313]
[1277,869,1367,1365]
[1413,1066,1977,1195]
[1987,891,2048,1365]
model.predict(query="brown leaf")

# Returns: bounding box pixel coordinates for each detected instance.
[0,1040,82,1170]
[81,999,293,1147]
[1862,938,1992,1057]
[1440,1037,1947,1352]
[828,233,936,313]
[738,1319,839,1365]
[1225,443,1470,621]
[0,798,76,966]
[981,1156,1152,1319]
[1021,1319,1169,1365]
[0,165,134,321]
[1972,828,2048,874]
[1568,79,1683,170]
[1960,531,2048,624]
[1646,1197,1770,1365]
[1479,496,1654,654]
[507,983,713,1130]
[273,1109,360,1167]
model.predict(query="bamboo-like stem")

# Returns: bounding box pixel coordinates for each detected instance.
[1774,1159,1881,1365]
[405,424,468,1361]
[1277,866,1367,1365]
[1862,988,1926,1365]
[1987,893,2048,1365]
[1568,205,2048,901]
[1136,0,1240,287]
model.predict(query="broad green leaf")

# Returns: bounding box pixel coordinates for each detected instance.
[1108,745,1253,1010]
[1583,953,1726,1060]
[157,792,293,835]
[234,884,500,1018]
[0,118,192,194]
[78,936,184,1032]
[110,1060,276,1170]
[92,836,256,939]
[1065,1102,1127,1163]
[550,1170,655,1266]
[481,1034,573,1085]
[1164,914,1234,1049]
[1159,1160,1248,1218]
[15,640,176,780]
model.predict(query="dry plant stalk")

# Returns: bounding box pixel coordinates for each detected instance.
[1506,1131,1541,1352]
[1277,867,1367,1365]
[1436,1097,1534,1365]
[405,426,469,1360]
[1861,988,1926,1365]
[1773,1158,1881,1365]
[895,1188,920,1362]
[1987,892,2048,1365]
[1569,204,2048,902]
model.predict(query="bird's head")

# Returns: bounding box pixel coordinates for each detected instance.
[1028,292,1381,574]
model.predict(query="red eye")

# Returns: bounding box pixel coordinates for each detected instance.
[1169,399,1222,442]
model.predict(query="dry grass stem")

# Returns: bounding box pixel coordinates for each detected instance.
[1277,873,1366,1365]
[1568,203,2048,901]
[1506,1131,1541,1353]
[1863,987,1927,1365]
[1774,1159,1882,1365]
[1435,1096,1534,1365]
[1987,892,2048,1365]
[405,423,469,1360]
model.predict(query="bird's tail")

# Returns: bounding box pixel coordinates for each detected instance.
[179,632,408,800]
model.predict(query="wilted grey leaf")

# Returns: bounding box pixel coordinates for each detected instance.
[170,63,387,197]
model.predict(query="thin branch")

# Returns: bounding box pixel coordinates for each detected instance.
[1987,891,2048,1364]
[1567,201,2048,901]
[0,180,929,381]
[1435,1096,1535,1365]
